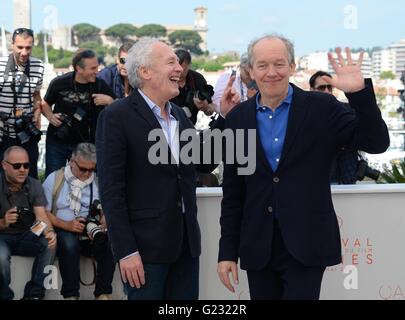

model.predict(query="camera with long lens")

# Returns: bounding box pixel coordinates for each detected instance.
[80,200,107,245]
[356,159,381,181]
[54,107,86,141]
[14,112,42,144]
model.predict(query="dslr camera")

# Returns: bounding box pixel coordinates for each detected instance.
[194,84,215,104]
[54,107,86,141]
[80,200,107,245]
[10,206,33,227]
[15,112,42,144]
[186,84,215,107]
[356,159,381,181]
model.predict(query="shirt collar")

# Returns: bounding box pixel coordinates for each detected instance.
[138,89,173,117]
[256,84,294,111]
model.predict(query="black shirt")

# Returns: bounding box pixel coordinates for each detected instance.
[44,72,116,144]
[170,69,207,125]
[0,174,47,234]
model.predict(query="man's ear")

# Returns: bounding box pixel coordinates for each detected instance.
[249,67,255,81]
[289,63,296,76]
[139,65,151,81]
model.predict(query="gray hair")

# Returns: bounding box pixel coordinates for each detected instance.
[3,146,28,161]
[72,143,97,163]
[247,34,295,67]
[125,38,160,89]
[240,52,249,69]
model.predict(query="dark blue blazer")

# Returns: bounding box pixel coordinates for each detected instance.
[96,89,215,263]
[218,80,390,270]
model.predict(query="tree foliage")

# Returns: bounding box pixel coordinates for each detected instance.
[72,23,101,43]
[168,30,203,55]
[136,24,167,38]
[105,23,138,41]
[380,71,396,80]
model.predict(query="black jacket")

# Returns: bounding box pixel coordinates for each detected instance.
[218,80,390,270]
[96,89,217,263]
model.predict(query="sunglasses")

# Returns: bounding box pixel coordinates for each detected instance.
[315,84,333,92]
[119,57,126,64]
[13,28,34,40]
[5,160,30,170]
[73,160,95,173]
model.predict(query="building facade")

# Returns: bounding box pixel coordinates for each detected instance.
[13,0,31,30]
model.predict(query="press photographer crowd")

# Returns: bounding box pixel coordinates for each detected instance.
[0,28,390,301]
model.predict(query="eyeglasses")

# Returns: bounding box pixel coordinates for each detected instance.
[73,160,95,174]
[315,84,333,92]
[119,57,126,64]
[5,160,30,170]
[12,28,34,40]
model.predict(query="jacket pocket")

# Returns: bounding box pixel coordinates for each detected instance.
[129,208,161,221]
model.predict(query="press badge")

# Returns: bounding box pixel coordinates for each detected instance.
[31,221,47,236]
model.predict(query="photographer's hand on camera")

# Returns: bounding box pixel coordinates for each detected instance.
[92,94,114,106]
[48,113,63,127]
[67,217,86,234]
[0,207,19,230]
[99,214,107,231]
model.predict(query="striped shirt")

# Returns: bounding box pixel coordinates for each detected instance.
[0,55,44,138]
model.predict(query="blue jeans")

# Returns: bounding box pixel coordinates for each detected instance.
[45,138,76,178]
[56,230,116,298]
[124,238,199,300]
[0,231,56,300]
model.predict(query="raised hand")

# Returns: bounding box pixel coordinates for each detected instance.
[325,47,365,93]
[220,75,241,118]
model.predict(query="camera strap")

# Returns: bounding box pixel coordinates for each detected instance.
[6,55,32,116]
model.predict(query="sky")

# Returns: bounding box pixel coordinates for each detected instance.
[1,0,404,57]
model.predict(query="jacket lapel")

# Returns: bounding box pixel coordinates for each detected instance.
[278,84,309,168]
[129,89,162,131]
[129,90,177,168]
[244,99,274,174]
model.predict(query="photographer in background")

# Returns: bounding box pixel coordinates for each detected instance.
[0,28,44,179]
[42,143,115,300]
[310,71,358,184]
[0,146,56,300]
[310,71,381,184]
[41,49,116,177]
[97,42,134,99]
[170,49,216,125]
[213,53,257,109]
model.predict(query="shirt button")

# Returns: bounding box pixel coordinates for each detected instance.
[177,174,181,180]
[273,177,280,183]
[269,115,273,119]
[177,201,182,208]
[268,207,273,214]
[275,138,279,142]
